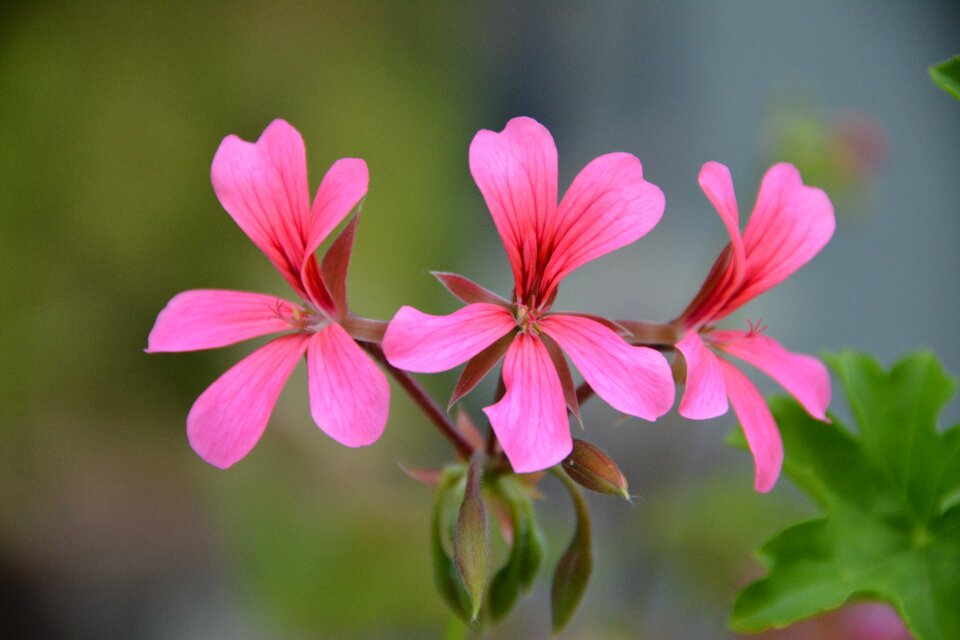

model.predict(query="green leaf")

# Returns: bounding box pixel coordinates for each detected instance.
[730,351,960,640]
[930,56,960,101]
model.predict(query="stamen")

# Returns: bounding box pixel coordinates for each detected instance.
[268,300,314,331]
[746,318,768,337]
[516,304,543,335]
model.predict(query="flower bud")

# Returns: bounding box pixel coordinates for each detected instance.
[487,476,545,622]
[551,523,592,634]
[454,456,488,620]
[561,439,630,500]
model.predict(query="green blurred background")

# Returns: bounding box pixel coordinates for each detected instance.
[1,1,958,638]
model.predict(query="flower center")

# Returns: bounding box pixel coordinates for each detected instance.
[272,300,331,333]
[516,304,543,335]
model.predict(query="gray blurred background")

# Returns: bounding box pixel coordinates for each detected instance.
[1,1,957,638]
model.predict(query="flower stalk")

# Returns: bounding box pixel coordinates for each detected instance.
[363,343,475,460]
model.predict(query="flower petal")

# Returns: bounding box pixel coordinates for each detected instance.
[147,289,297,352]
[541,152,664,299]
[299,160,367,312]
[382,303,516,373]
[718,359,783,493]
[307,323,389,447]
[675,330,729,419]
[211,120,311,297]
[187,334,310,469]
[482,334,571,473]
[303,158,369,265]
[469,117,558,297]
[699,161,740,238]
[712,330,831,421]
[679,162,748,326]
[726,163,835,311]
[540,314,674,421]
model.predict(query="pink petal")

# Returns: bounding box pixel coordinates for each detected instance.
[469,117,558,298]
[680,162,748,326]
[718,359,783,492]
[541,153,665,299]
[147,289,297,353]
[382,303,516,373]
[699,161,740,238]
[211,120,311,297]
[299,161,367,312]
[725,163,835,311]
[307,323,389,447]
[302,159,369,266]
[187,334,310,469]
[712,330,831,421]
[482,334,571,473]
[540,314,674,421]
[675,330,729,419]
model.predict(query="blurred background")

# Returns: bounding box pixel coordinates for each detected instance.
[1,1,958,638]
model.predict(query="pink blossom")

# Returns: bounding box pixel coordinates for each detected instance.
[675,162,834,492]
[148,120,389,468]
[383,117,675,473]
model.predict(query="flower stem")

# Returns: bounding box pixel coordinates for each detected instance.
[550,466,590,537]
[616,320,678,346]
[363,343,475,459]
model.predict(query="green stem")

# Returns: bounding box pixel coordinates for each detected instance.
[550,466,591,541]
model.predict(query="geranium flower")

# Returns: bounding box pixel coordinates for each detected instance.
[383,117,674,473]
[674,161,834,492]
[148,120,389,468]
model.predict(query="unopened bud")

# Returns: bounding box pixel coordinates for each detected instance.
[561,439,630,500]
[454,456,488,620]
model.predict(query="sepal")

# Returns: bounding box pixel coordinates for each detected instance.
[432,271,511,307]
[541,334,581,425]
[320,213,360,315]
[449,332,515,410]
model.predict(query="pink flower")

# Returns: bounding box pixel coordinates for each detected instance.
[675,161,834,492]
[383,117,675,473]
[147,120,389,468]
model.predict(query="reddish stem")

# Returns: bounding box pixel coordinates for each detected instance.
[363,343,475,460]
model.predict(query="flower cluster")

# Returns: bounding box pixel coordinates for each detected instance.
[149,116,834,492]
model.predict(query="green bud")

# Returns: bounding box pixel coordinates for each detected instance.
[431,467,471,623]
[454,456,488,621]
[487,476,545,622]
[562,439,630,500]
[550,527,592,634]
